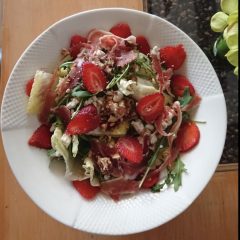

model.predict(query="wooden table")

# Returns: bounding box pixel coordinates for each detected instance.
[0,1,238,239]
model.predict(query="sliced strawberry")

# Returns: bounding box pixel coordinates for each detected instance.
[70,34,87,47]
[160,44,186,70]
[82,62,107,94]
[72,179,100,200]
[175,121,200,153]
[28,124,52,149]
[171,75,195,97]
[110,23,132,38]
[116,136,143,164]
[142,172,160,188]
[136,93,165,123]
[69,34,87,59]
[136,35,150,55]
[25,78,34,97]
[66,105,100,135]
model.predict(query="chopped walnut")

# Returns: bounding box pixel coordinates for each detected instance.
[97,156,113,174]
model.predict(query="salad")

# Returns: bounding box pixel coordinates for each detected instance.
[26,22,201,201]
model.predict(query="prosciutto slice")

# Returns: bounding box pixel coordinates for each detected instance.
[101,177,139,200]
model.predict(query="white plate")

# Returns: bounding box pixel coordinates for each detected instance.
[1,8,227,235]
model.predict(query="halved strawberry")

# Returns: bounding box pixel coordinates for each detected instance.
[136,35,150,55]
[136,93,165,123]
[116,136,143,164]
[82,62,107,94]
[110,23,132,38]
[175,121,200,153]
[171,75,195,97]
[160,44,186,70]
[69,34,87,59]
[72,180,100,200]
[25,78,34,97]
[66,105,100,135]
[142,172,160,188]
[70,34,87,47]
[28,124,52,149]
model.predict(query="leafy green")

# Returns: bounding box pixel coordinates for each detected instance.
[71,90,93,98]
[213,35,229,58]
[106,64,130,89]
[151,157,187,192]
[179,87,193,107]
[147,137,168,168]
[171,158,187,191]
[135,53,156,78]
[138,137,168,187]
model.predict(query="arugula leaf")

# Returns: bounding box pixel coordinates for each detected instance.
[147,137,168,167]
[179,87,193,107]
[135,53,156,78]
[106,64,130,89]
[151,157,187,192]
[71,90,93,98]
[138,137,168,187]
[171,158,187,191]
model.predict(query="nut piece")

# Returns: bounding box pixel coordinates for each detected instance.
[97,156,112,174]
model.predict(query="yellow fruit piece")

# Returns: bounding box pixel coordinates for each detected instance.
[225,49,238,67]
[27,70,53,114]
[221,0,238,15]
[210,11,228,32]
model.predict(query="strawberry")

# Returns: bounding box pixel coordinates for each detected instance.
[66,105,100,135]
[136,93,165,123]
[69,34,87,59]
[171,75,195,97]
[28,124,52,149]
[25,78,34,97]
[72,180,100,200]
[70,34,87,47]
[142,172,160,188]
[116,136,143,164]
[136,35,150,55]
[175,121,200,153]
[160,44,186,70]
[82,62,107,94]
[110,23,132,38]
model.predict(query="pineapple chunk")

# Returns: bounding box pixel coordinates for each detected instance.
[87,121,129,137]
[27,70,53,114]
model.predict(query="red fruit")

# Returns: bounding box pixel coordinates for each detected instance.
[171,75,195,97]
[136,93,165,123]
[136,35,150,55]
[82,62,107,94]
[116,136,143,164]
[142,172,160,188]
[69,34,87,59]
[175,121,200,153]
[28,124,52,149]
[70,34,87,47]
[73,180,100,200]
[66,105,100,135]
[160,44,186,70]
[110,23,132,38]
[25,78,34,96]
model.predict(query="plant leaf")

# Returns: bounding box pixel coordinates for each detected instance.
[71,90,93,98]
[179,87,193,107]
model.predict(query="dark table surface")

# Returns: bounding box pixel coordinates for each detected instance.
[147,0,238,164]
